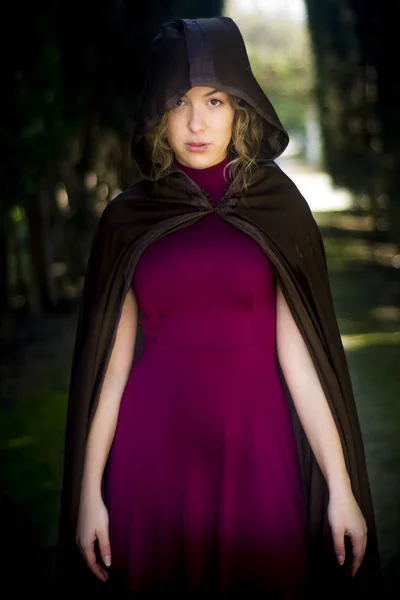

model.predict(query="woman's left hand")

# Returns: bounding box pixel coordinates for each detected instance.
[327,488,368,577]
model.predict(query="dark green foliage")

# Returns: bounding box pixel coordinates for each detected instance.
[1,0,224,329]
[305,0,400,243]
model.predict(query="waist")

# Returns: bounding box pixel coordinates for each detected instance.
[141,311,276,349]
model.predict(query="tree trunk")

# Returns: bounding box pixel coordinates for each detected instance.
[26,183,58,313]
[0,214,14,339]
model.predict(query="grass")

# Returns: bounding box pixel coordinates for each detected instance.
[0,359,70,589]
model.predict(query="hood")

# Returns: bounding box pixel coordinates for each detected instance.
[131,16,289,178]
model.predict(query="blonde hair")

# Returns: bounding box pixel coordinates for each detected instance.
[143,95,264,190]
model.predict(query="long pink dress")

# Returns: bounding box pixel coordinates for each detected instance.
[104,157,308,598]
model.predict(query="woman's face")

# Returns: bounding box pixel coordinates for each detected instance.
[167,86,235,169]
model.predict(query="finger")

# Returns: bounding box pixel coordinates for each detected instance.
[82,541,109,582]
[97,527,112,567]
[332,528,345,566]
[349,533,364,577]
[357,529,368,575]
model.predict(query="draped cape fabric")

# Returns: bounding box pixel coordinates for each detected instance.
[55,15,383,597]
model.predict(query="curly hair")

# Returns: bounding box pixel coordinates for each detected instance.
[143,94,264,191]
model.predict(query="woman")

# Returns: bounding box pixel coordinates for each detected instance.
[56,16,383,598]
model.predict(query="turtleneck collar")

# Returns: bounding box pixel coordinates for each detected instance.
[175,156,232,203]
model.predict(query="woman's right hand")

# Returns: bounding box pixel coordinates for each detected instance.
[75,491,112,582]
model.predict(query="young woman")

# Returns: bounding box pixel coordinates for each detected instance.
[56,16,383,598]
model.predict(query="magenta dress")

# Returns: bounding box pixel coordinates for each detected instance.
[104,157,308,598]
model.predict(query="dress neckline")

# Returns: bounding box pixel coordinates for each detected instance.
[175,155,230,177]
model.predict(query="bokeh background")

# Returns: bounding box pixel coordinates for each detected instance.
[1,0,399,595]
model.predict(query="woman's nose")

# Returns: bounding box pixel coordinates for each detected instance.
[187,108,205,133]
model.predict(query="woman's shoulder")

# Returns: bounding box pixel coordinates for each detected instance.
[100,181,149,223]
[258,160,309,203]
[256,160,321,233]
[107,181,148,207]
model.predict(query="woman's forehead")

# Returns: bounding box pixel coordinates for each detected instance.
[183,86,227,97]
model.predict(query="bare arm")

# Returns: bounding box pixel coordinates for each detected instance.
[275,282,351,495]
[75,288,138,580]
[80,287,139,497]
[276,282,368,576]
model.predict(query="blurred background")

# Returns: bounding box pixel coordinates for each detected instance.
[1,0,399,595]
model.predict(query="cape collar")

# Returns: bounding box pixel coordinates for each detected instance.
[133,159,279,214]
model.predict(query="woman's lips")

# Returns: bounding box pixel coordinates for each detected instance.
[185,142,210,153]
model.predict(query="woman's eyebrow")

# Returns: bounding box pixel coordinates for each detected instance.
[203,88,221,97]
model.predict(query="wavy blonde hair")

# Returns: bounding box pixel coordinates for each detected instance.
[143,95,264,191]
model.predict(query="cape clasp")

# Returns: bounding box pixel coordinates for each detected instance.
[212,202,234,216]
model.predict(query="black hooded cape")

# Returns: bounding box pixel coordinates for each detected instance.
[55,16,383,597]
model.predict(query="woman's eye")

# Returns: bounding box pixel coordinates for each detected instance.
[173,98,223,108]
[209,98,223,107]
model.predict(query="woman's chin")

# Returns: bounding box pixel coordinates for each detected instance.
[177,152,224,170]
